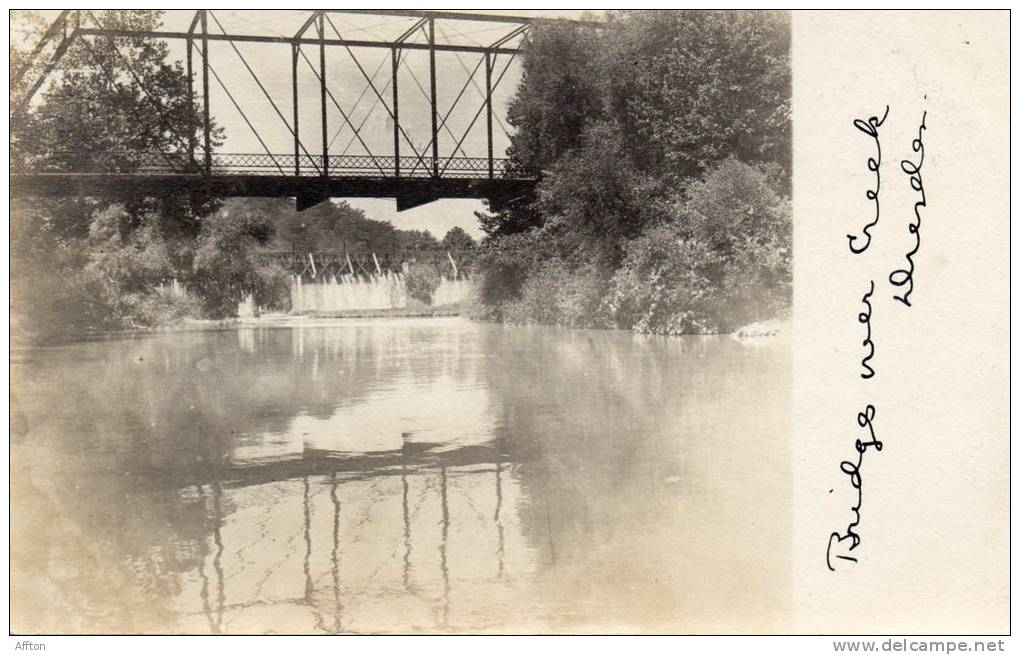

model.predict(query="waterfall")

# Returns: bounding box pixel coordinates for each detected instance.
[289,274,476,313]
[157,278,185,297]
[432,277,475,307]
[291,272,408,313]
[238,294,257,318]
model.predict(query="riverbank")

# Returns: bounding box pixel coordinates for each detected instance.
[12,311,791,349]
[10,313,462,348]
[733,317,790,338]
[141,308,465,333]
[289,305,461,320]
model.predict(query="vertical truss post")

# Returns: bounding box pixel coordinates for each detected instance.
[292,44,300,176]
[485,53,494,179]
[318,13,329,178]
[186,36,195,166]
[200,10,211,176]
[392,47,400,177]
[186,10,199,168]
[428,18,439,178]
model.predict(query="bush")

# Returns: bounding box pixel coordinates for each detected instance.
[474,229,558,310]
[404,264,442,305]
[604,160,791,334]
[124,286,201,327]
[83,213,178,320]
[441,226,477,251]
[460,274,498,321]
[190,208,274,318]
[603,228,724,334]
[12,203,91,340]
[252,263,292,314]
[501,258,610,328]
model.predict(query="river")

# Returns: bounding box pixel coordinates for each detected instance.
[11,317,791,634]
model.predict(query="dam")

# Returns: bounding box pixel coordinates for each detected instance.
[238,271,478,317]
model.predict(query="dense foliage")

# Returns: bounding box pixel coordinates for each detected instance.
[11,11,220,338]
[476,10,792,334]
[11,10,790,340]
[10,11,476,340]
[603,161,791,334]
[216,198,475,257]
[441,226,476,251]
[245,198,400,253]
[404,265,443,306]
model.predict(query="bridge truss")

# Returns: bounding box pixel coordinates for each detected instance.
[10,10,570,210]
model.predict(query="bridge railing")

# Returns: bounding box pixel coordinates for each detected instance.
[205,153,517,179]
[17,150,530,180]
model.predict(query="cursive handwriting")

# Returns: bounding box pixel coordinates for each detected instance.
[858,281,876,379]
[848,106,890,254]
[827,404,882,571]
[889,111,927,306]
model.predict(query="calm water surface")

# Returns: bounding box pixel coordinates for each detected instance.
[11,318,791,634]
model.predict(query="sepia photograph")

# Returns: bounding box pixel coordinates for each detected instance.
[10,8,793,635]
[8,7,1007,642]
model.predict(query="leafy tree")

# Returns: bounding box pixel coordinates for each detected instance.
[479,10,791,238]
[500,258,610,329]
[474,228,555,310]
[243,199,390,253]
[252,263,292,314]
[190,207,275,318]
[441,226,476,251]
[218,198,416,256]
[477,19,602,239]
[10,11,51,99]
[534,122,668,256]
[12,11,222,237]
[404,264,442,306]
[13,11,216,164]
[397,229,441,252]
[603,160,791,334]
[475,11,793,333]
[11,199,108,339]
[504,20,604,176]
[11,10,226,335]
[613,11,791,187]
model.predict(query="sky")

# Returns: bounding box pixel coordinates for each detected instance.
[16,10,597,239]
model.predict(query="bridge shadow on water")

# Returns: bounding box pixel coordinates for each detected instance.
[11,320,792,634]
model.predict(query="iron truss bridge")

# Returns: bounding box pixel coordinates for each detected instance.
[10,10,596,210]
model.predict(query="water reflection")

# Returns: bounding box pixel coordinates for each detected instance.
[11,318,791,634]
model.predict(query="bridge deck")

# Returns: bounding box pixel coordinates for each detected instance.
[10,152,536,211]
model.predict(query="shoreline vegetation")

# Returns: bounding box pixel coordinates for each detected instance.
[11,10,791,345]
